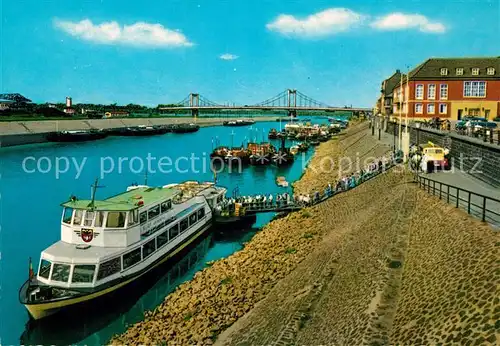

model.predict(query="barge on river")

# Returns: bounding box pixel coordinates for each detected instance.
[19,181,226,320]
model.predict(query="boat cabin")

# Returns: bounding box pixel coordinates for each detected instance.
[35,182,226,290]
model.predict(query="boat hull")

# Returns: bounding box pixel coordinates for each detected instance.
[22,222,212,320]
[47,132,107,142]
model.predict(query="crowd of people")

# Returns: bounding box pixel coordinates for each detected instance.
[216,150,403,216]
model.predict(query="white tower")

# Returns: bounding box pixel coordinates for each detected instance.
[66,97,72,108]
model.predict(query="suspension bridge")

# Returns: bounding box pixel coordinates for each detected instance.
[158,89,371,117]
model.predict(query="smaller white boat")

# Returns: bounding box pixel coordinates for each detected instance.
[276,176,289,187]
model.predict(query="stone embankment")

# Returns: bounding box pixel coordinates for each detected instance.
[111,122,498,345]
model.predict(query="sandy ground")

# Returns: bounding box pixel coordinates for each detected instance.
[110,122,499,345]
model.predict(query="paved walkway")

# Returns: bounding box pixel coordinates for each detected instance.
[368,125,500,228]
[417,171,500,228]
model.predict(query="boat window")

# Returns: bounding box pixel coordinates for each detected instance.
[180,218,189,232]
[51,263,71,282]
[106,212,126,228]
[140,211,148,224]
[123,248,142,269]
[72,265,96,283]
[128,210,139,226]
[39,259,52,279]
[197,208,205,219]
[73,210,84,225]
[189,213,197,226]
[84,211,95,227]
[217,195,223,203]
[97,258,121,280]
[157,230,169,248]
[161,200,172,213]
[143,239,156,259]
[169,224,179,239]
[95,212,104,227]
[62,208,73,224]
[148,205,160,220]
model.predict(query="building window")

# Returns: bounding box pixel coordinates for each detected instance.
[440,68,448,75]
[472,68,480,75]
[487,67,495,75]
[427,84,436,100]
[427,104,435,114]
[456,68,463,75]
[415,84,424,100]
[415,104,423,114]
[463,81,486,97]
[439,103,447,114]
[439,84,448,100]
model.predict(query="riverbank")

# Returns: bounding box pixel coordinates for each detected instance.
[110,122,497,345]
[0,116,277,147]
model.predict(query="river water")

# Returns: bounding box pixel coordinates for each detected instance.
[0,118,332,344]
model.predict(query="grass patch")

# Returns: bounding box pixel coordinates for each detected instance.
[285,247,297,254]
[301,210,312,218]
[220,277,232,285]
[183,311,194,321]
[302,233,314,239]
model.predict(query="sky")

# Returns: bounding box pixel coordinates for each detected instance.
[1,0,499,107]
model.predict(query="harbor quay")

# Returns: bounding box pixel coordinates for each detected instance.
[110,121,498,345]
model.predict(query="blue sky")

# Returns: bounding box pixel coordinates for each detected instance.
[1,0,499,107]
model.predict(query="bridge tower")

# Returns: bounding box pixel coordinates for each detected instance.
[189,93,199,117]
[287,89,297,117]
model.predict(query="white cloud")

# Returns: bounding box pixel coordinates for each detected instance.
[371,13,446,33]
[54,19,193,47]
[219,53,239,60]
[266,8,365,37]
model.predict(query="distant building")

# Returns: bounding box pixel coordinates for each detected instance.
[66,97,72,108]
[375,69,403,116]
[0,93,33,111]
[104,111,130,118]
[64,108,76,115]
[0,98,14,111]
[392,57,500,120]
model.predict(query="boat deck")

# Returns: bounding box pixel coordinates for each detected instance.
[42,241,124,263]
[62,186,180,211]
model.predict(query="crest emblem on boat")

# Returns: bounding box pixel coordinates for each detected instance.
[81,228,94,243]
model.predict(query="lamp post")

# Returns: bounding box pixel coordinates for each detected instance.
[398,73,403,151]
[416,121,421,146]
[401,65,411,162]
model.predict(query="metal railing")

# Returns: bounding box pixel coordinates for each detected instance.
[414,175,500,226]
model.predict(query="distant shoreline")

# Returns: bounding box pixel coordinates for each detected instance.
[0,116,278,148]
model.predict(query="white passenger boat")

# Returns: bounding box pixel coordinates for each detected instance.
[19,180,226,320]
